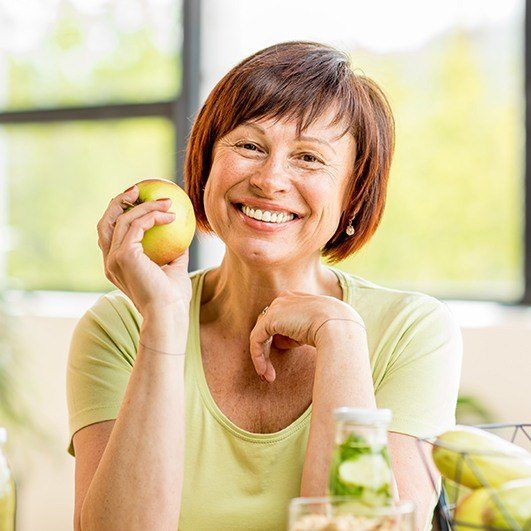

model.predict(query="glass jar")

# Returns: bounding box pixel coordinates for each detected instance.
[288,497,415,531]
[0,428,15,531]
[328,407,394,507]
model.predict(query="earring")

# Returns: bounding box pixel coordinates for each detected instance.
[346,216,355,236]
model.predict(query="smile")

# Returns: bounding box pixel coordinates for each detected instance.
[239,204,296,223]
[232,203,300,232]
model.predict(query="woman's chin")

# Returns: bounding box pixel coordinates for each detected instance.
[230,243,298,267]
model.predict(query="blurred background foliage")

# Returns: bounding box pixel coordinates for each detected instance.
[1,0,524,304]
[338,28,523,302]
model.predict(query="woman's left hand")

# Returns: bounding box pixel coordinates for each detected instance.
[249,290,364,382]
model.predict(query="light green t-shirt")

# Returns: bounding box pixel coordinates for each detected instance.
[66,265,462,530]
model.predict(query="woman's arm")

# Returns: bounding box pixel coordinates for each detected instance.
[300,319,376,496]
[387,432,440,531]
[76,309,187,531]
[300,320,436,530]
[248,290,454,530]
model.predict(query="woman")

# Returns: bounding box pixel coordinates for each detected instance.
[67,41,462,530]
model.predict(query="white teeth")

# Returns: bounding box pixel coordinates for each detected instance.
[240,204,295,223]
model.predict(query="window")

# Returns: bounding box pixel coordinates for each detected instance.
[5,118,174,291]
[0,0,201,294]
[334,2,525,302]
[1,0,182,110]
[3,0,529,304]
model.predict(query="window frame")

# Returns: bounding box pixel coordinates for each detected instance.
[524,0,531,305]
[0,0,201,272]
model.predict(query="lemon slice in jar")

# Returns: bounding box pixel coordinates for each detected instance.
[338,454,392,490]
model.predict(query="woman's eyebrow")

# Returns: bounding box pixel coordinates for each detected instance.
[242,122,337,155]
[297,134,337,155]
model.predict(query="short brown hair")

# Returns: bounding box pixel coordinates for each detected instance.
[184,41,395,264]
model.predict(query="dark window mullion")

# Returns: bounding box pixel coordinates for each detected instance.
[0,101,176,125]
[524,0,531,304]
[176,0,201,271]
[0,0,202,275]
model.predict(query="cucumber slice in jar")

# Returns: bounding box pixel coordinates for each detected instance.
[338,453,392,490]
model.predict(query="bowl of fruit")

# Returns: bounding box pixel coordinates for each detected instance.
[416,423,531,530]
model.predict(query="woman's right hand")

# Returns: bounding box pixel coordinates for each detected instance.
[97,185,193,317]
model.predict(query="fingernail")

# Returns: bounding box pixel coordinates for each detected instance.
[124,185,136,193]
[156,197,171,203]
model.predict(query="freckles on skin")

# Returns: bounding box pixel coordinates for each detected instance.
[205,118,357,248]
[203,141,241,232]
[305,164,348,242]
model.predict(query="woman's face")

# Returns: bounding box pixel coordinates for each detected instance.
[203,105,356,266]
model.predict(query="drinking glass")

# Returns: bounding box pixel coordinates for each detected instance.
[288,497,415,531]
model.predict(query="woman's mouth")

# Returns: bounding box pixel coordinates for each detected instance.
[232,203,301,232]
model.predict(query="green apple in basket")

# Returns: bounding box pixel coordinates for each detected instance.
[482,478,531,529]
[454,479,531,530]
[122,178,196,266]
[453,487,492,531]
[431,425,531,489]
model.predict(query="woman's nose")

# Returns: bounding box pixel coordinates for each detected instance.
[249,155,291,195]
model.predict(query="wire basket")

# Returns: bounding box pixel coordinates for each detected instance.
[415,423,531,530]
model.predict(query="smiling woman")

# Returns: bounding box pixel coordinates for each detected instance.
[186,41,395,263]
[200,104,359,267]
[67,40,461,531]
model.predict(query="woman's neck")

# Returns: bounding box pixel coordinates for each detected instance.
[199,252,343,339]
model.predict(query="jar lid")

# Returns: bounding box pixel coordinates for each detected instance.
[333,407,392,424]
[0,427,6,444]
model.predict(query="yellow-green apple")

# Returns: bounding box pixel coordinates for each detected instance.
[453,488,492,530]
[432,425,531,488]
[123,178,196,266]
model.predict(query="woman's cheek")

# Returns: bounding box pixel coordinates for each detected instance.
[203,181,228,230]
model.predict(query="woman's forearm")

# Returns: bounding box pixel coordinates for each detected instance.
[300,320,376,497]
[80,311,188,531]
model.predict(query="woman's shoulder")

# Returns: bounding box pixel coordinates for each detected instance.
[331,268,462,389]
[329,266,457,335]
[331,265,443,307]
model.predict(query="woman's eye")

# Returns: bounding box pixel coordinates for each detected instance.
[300,153,321,164]
[237,142,259,151]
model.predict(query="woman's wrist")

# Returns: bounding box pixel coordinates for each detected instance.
[140,309,190,355]
[314,317,366,345]
[314,315,367,348]
[141,300,190,321]
[312,317,376,405]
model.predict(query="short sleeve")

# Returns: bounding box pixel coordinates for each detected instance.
[374,298,462,438]
[66,293,140,456]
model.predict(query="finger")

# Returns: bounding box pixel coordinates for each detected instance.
[161,246,190,273]
[250,318,276,381]
[264,357,276,383]
[272,334,300,350]
[97,185,140,258]
[109,198,173,255]
[161,247,191,285]
[118,209,176,257]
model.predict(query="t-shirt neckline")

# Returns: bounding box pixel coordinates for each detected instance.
[190,265,350,443]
